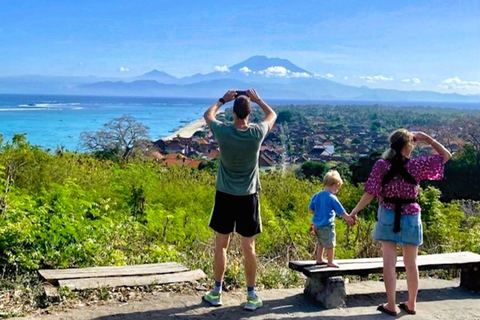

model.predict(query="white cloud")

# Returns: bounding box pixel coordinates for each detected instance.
[119,66,130,72]
[239,66,252,74]
[360,75,394,83]
[214,65,230,72]
[442,76,480,88]
[344,76,349,80]
[438,76,480,94]
[258,66,289,77]
[321,73,334,79]
[291,72,312,78]
[258,66,312,78]
[402,77,421,84]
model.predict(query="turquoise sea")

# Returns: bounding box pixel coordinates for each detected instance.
[0,93,478,151]
[0,94,211,151]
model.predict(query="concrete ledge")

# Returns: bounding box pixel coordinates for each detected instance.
[461,265,480,292]
[304,276,346,309]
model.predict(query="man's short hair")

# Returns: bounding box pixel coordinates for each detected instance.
[323,170,343,187]
[233,96,252,120]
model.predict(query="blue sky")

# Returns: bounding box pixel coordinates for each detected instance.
[0,0,479,94]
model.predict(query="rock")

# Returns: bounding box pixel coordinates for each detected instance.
[304,276,346,309]
[195,284,207,292]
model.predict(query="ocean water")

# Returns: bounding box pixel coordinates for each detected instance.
[0,94,210,151]
[0,93,478,151]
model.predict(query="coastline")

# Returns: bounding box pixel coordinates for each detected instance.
[163,110,225,140]
[163,118,207,140]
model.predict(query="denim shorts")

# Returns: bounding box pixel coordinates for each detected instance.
[373,206,423,246]
[314,224,336,248]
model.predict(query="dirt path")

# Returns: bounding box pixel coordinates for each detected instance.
[15,279,480,319]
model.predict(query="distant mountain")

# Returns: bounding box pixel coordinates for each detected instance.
[82,79,255,98]
[81,76,479,102]
[0,75,112,95]
[136,70,178,84]
[177,55,313,85]
[1,56,479,103]
[229,55,312,74]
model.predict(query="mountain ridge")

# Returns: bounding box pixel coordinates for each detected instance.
[1,56,478,102]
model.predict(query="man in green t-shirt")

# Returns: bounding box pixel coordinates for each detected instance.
[202,89,277,311]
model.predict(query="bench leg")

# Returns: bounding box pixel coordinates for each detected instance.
[304,276,346,309]
[460,265,480,292]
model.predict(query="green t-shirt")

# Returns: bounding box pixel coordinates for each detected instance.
[210,120,270,195]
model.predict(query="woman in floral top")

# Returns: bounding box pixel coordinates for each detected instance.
[350,129,451,316]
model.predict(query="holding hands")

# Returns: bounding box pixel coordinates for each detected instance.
[348,211,358,226]
[342,213,357,226]
[340,211,358,227]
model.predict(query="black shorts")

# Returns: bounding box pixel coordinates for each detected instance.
[209,191,262,237]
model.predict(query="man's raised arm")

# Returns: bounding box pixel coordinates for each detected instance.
[246,89,277,131]
[204,90,236,128]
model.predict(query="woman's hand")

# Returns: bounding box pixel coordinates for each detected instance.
[412,131,433,143]
[349,210,359,224]
[342,213,355,226]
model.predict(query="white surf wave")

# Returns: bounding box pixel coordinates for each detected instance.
[0,108,61,112]
[18,102,81,108]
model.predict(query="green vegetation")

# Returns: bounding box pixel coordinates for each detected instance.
[1,105,480,314]
[300,161,328,179]
[0,135,478,281]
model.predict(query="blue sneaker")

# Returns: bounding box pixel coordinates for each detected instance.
[203,291,222,306]
[244,295,263,311]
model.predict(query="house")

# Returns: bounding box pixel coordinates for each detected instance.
[322,142,335,155]
[148,151,164,162]
[291,155,310,164]
[195,138,212,153]
[309,143,336,158]
[259,152,276,172]
[206,148,220,160]
[160,153,202,168]
[447,142,461,153]
[308,146,326,158]
[165,141,186,154]
[152,139,166,153]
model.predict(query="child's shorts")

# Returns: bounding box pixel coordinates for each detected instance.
[314,224,336,249]
[373,206,423,246]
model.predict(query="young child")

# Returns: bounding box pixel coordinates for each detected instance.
[309,170,353,268]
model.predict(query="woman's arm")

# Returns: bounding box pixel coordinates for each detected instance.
[350,193,375,220]
[413,131,452,163]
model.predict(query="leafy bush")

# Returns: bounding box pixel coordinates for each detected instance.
[0,138,478,293]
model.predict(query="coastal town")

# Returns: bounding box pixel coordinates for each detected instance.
[149,105,465,171]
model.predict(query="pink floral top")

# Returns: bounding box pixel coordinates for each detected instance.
[364,154,445,215]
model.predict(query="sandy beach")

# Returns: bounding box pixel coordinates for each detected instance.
[164,118,207,140]
[164,110,225,140]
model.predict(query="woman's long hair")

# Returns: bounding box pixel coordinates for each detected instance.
[382,129,414,162]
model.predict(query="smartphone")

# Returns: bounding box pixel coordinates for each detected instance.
[235,90,247,98]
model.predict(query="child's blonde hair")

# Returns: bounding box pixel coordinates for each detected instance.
[323,170,343,187]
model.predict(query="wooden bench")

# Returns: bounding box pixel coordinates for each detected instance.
[289,251,480,309]
[39,262,206,301]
